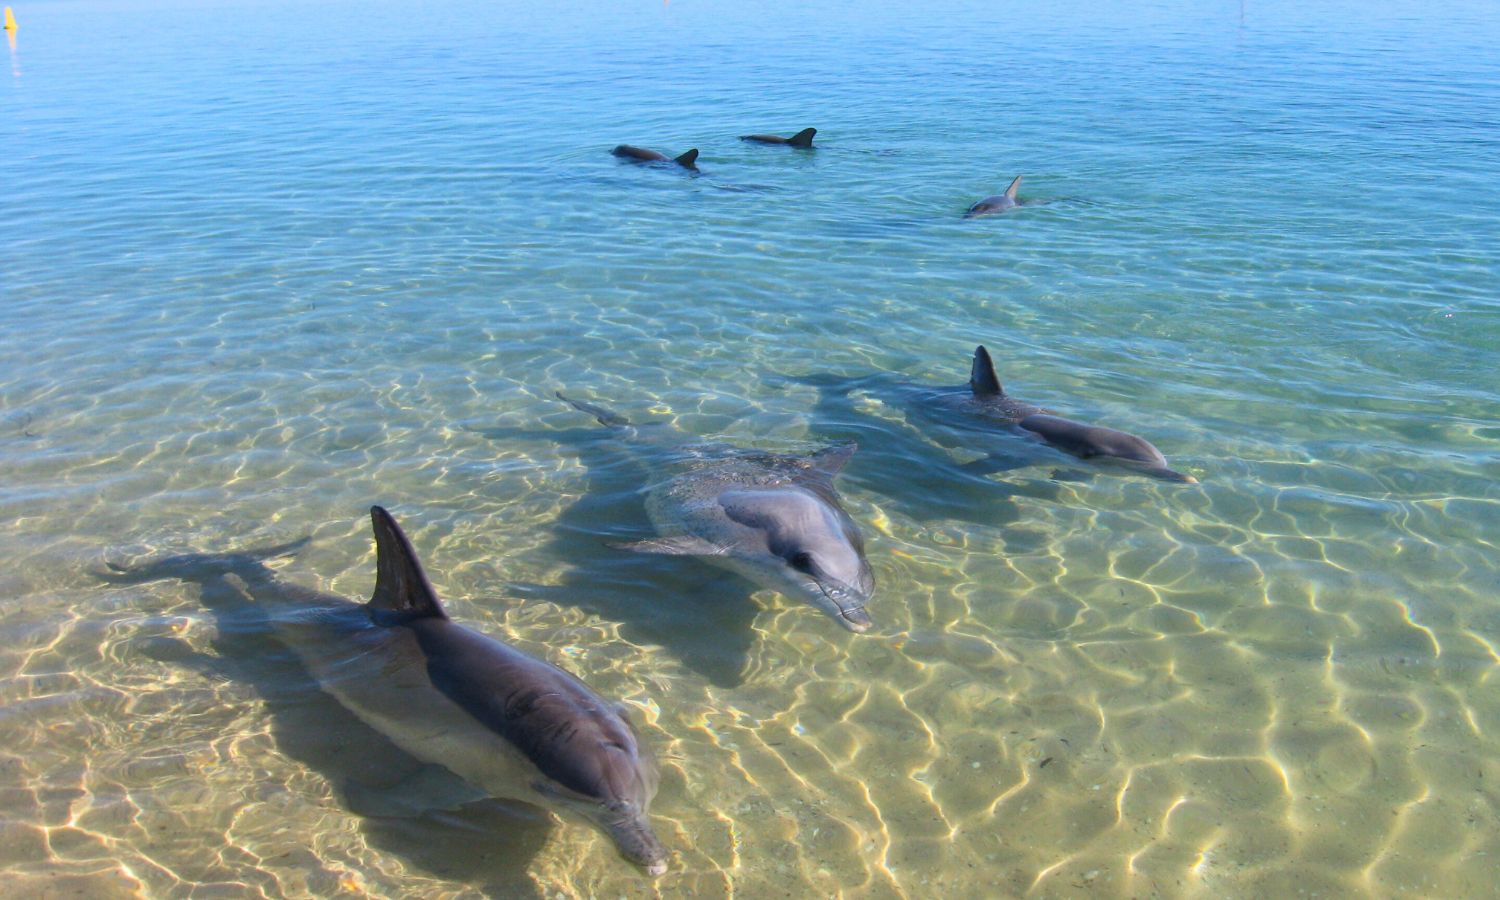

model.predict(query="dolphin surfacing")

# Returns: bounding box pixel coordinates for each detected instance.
[740,127,816,148]
[611,144,700,170]
[555,392,876,633]
[965,176,1026,217]
[106,507,669,875]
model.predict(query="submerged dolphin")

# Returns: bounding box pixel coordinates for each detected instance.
[103,507,669,875]
[610,144,700,170]
[556,392,876,633]
[792,347,1196,484]
[740,127,816,148]
[965,176,1026,217]
[930,346,1196,482]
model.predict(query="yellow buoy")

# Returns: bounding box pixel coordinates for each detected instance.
[3,8,15,31]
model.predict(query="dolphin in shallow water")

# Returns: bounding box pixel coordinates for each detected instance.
[102,507,669,875]
[965,176,1027,217]
[792,346,1197,484]
[959,346,1194,481]
[611,144,700,170]
[740,127,816,148]
[555,392,876,633]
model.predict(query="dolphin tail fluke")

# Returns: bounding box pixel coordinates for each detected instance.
[1004,175,1023,200]
[674,149,700,168]
[788,128,816,148]
[556,391,631,427]
[96,536,311,585]
[369,506,447,621]
[969,345,1004,397]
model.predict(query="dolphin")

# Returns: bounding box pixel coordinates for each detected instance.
[740,127,816,148]
[964,176,1026,217]
[791,347,1197,484]
[610,144,700,170]
[555,392,876,633]
[102,507,669,875]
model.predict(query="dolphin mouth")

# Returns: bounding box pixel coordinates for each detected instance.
[836,604,873,633]
[605,815,668,877]
[1147,467,1198,484]
[807,571,874,633]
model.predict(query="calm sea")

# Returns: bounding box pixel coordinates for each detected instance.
[3,0,1499,896]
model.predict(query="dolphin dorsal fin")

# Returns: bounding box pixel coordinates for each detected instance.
[809,441,856,477]
[969,345,1004,396]
[368,506,447,621]
[1004,175,1023,200]
[675,148,700,167]
[788,127,816,148]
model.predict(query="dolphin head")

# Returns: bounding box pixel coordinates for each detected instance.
[537,722,667,875]
[597,794,668,876]
[720,488,876,633]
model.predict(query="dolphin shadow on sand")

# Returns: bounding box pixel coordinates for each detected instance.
[98,540,552,896]
[468,421,767,689]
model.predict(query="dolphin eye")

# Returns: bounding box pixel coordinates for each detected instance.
[789,552,815,573]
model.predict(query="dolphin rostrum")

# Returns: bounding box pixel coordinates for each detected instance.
[610,144,700,170]
[102,507,669,875]
[964,176,1026,217]
[556,392,876,633]
[740,127,816,148]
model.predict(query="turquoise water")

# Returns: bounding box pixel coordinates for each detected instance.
[4,0,1500,895]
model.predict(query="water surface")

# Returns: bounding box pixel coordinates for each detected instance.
[3,0,1500,896]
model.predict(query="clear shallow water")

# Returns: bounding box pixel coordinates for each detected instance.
[3,0,1499,895]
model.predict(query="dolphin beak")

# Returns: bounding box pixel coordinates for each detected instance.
[607,814,668,876]
[1144,466,1197,484]
[837,604,873,633]
[815,579,873,633]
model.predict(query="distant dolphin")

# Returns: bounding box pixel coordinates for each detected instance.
[965,176,1026,217]
[556,392,876,633]
[611,144,700,170]
[103,507,669,875]
[740,127,816,148]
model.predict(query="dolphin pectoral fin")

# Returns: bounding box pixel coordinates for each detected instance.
[674,148,700,168]
[809,441,857,477]
[369,507,447,622]
[607,536,726,557]
[556,391,631,427]
[969,346,1004,397]
[788,127,816,147]
[1004,175,1024,200]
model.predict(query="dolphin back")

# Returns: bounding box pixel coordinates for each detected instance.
[1018,414,1195,482]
